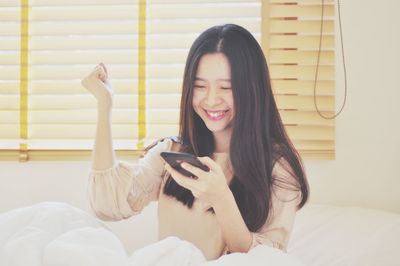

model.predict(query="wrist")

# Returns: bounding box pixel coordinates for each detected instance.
[97,103,112,113]
[212,188,234,211]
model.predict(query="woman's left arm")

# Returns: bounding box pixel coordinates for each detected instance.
[211,157,302,253]
[165,156,253,253]
[249,158,302,252]
[212,188,253,253]
[165,156,301,254]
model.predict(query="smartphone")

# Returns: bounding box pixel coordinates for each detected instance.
[160,151,210,177]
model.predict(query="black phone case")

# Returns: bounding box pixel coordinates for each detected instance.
[160,152,209,177]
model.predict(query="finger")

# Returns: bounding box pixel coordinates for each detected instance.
[99,62,108,75]
[197,157,220,172]
[96,67,107,82]
[180,162,206,178]
[99,62,108,79]
[90,66,102,77]
[165,164,197,190]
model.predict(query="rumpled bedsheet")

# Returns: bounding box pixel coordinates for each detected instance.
[0,202,304,266]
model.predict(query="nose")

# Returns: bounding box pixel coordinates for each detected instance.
[204,87,222,107]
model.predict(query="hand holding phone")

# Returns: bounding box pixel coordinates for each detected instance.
[160,152,210,178]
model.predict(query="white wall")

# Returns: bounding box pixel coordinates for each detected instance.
[1,0,399,252]
[305,0,400,213]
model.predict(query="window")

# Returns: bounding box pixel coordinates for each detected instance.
[0,0,335,161]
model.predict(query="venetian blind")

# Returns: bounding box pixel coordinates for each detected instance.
[0,0,335,160]
[29,0,144,152]
[263,0,335,159]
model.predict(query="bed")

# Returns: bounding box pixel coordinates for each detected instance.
[290,204,400,265]
[0,202,399,266]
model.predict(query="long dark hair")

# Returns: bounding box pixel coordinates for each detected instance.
[162,24,309,232]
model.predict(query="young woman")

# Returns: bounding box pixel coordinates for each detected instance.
[82,24,309,261]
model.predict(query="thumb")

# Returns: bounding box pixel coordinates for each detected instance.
[97,66,107,83]
[98,63,109,82]
[99,62,108,75]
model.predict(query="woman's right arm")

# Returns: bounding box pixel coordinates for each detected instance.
[82,64,173,221]
[81,63,116,170]
[92,105,116,170]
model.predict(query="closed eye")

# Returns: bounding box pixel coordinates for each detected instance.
[194,85,206,89]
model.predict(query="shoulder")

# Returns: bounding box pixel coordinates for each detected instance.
[270,142,301,182]
[270,151,303,206]
[271,157,296,180]
[141,136,184,156]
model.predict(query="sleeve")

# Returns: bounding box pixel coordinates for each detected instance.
[87,139,172,221]
[249,158,302,252]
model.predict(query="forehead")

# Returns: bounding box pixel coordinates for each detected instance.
[195,53,231,81]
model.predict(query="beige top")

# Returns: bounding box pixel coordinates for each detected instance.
[87,138,301,260]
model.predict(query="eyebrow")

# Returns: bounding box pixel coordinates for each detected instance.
[195,77,231,82]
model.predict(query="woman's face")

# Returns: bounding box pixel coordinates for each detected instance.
[192,53,234,135]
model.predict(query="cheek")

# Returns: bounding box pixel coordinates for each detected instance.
[192,91,202,110]
[225,94,235,113]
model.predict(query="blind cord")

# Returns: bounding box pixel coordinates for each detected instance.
[314,0,347,120]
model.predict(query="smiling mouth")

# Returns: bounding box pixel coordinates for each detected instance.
[204,109,229,121]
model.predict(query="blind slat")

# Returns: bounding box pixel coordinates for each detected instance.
[270,20,334,33]
[286,125,334,141]
[270,0,334,4]
[271,80,335,96]
[0,111,19,123]
[270,4,334,17]
[29,79,182,94]
[0,125,19,138]
[270,65,334,80]
[30,21,138,35]
[31,0,136,5]
[0,66,20,79]
[270,35,334,50]
[0,95,19,109]
[29,124,179,139]
[0,51,19,64]
[0,37,20,50]
[269,50,334,65]
[29,50,190,64]
[29,95,136,109]
[291,140,334,151]
[0,7,19,21]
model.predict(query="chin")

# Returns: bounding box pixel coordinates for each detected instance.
[203,122,232,134]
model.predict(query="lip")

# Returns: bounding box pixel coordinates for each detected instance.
[204,109,229,121]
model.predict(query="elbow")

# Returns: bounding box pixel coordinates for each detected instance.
[227,234,254,254]
[87,170,136,222]
[88,197,125,222]
[87,186,135,221]
[228,245,252,255]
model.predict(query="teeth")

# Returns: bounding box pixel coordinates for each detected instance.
[206,110,226,118]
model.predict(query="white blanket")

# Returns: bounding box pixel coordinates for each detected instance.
[0,202,304,266]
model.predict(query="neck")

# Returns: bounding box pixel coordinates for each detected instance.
[213,129,232,153]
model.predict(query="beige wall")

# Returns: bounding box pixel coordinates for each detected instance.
[0,0,399,250]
